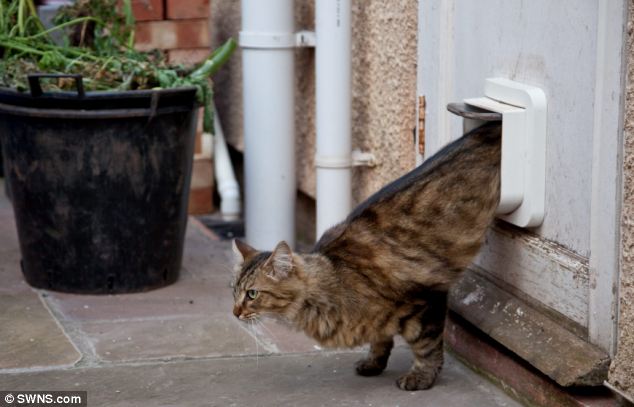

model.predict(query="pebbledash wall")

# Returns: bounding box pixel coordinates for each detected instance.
[609,2,634,399]
[210,0,419,205]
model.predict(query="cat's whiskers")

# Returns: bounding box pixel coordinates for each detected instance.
[254,316,279,343]
[248,319,259,368]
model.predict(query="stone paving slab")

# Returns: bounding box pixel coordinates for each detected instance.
[0,197,81,371]
[46,278,233,323]
[81,314,262,363]
[0,229,20,255]
[0,350,522,407]
[180,223,234,281]
[0,291,81,371]
[0,249,30,294]
[0,205,28,294]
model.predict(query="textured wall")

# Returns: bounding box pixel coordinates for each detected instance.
[609,3,634,400]
[210,0,418,204]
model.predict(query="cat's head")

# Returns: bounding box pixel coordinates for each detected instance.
[231,239,304,321]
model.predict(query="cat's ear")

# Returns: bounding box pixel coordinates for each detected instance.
[266,241,294,280]
[232,239,257,264]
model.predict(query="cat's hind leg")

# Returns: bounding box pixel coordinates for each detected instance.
[397,294,447,390]
[355,338,394,376]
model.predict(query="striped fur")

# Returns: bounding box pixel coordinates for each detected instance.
[232,123,502,390]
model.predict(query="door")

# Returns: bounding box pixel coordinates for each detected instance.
[417,0,625,357]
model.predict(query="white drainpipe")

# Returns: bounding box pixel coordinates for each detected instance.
[212,105,241,221]
[315,0,352,238]
[240,0,296,249]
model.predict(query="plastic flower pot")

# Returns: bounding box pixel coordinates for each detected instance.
[0,74,198,293]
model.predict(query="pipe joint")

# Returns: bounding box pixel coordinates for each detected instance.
[314,154,352,169]
[240,31,316,49]
[240,31,296,49]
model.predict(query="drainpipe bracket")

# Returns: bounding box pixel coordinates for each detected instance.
[239,31,297,49]
[352,149,377,167]
[239,30,316,49]
[315,155,351,169]
[315,150,377,168]
[295,30,316,47]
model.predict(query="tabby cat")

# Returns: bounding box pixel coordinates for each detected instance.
[232,122,501,390]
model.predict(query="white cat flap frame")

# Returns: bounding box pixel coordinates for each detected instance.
[463,78,547,228]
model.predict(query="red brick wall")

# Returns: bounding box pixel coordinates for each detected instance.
[133,0,211,67]
[130,0,163,21]
[166,0,209,20]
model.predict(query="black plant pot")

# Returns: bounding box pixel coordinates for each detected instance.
[0,74,198,294]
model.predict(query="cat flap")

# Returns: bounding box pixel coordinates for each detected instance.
[447,77,546,228]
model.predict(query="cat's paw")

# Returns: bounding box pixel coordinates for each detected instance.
[355,358,386,376]
[396,371,438,391]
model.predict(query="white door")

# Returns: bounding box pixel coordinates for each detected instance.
[418,0,626,354]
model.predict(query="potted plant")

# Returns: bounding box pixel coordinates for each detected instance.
[0,0,235,294]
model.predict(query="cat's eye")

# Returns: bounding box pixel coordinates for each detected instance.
[246,289,259,300]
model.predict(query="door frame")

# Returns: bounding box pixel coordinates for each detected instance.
[588,0,627,354]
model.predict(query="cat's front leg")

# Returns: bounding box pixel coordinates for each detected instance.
[396,295,447,390]
[355,337,394,376]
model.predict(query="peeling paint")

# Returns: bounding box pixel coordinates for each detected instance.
[462,286,485,306]
[476,222,590,326]
[450,271,609,386]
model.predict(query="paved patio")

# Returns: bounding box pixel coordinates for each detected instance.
[0,188,522,406]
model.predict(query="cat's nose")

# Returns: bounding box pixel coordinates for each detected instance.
[232,305,242,318]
